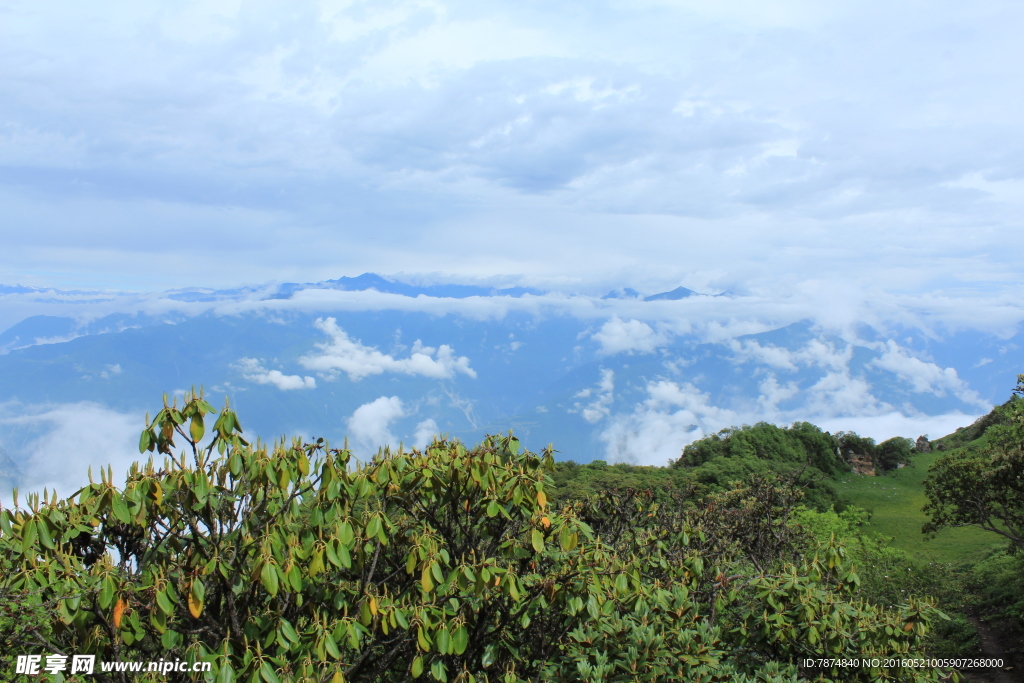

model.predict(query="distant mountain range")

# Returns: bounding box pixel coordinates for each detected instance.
[0,273,1018,493]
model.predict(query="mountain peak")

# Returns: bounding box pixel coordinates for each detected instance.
[644,286,697,301]
[601,288,641,300]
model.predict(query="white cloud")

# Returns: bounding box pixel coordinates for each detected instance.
[412,418,439,449]
[100,363,122,379]
[601,380,740,466]
[729,339,799,371]
[570,368,614,423]
[599,366,938,466]
[729,337,853,373]
[804,370,890,417]
[756,374,800,414]
[815,411,984,445]
[869,340,989,409]
[0,401,144,499]
[347,396,405,454]
[593,317,670,355]
[235,357,316,390]
[300,317,477,381]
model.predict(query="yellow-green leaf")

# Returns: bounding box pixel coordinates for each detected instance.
[190,413,205,442]
[531,529,544,553]
[421,564,434,593]
[188,592,203,619]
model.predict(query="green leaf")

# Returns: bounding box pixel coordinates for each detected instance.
[481,644,497,668]
[436,628,451,654]
[366,516,381,538]
[20,519,37,553]
[325,541,341,568]
[37,520,55,549]
[325,633,341,659]
[150,606,167,634]
[259,662,281,683]
[156,588,174,615]
[190,413,205,442]
[339,521,354,545]
[98,576,115,609]
[337,543,352,569]
[111,494,130,524]
[161,629,179,650]
[280,619,299,644]
[261,563,279,596]
[411,656,424,678]
[452,625,469,655]
[430,659,447,682]
[216,663,235,683]
[287,564,303,591]
[531,529,544,553]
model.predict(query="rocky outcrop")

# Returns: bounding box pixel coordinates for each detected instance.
[847,452,877,476]
[915,435,932,453]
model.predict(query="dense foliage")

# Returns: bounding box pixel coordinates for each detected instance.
[921,375,1024,663]
[668,422,848,510]
[923,376,1024,552]
[547,461,687,504]
[0,392,958,682]
[792,507,977,659]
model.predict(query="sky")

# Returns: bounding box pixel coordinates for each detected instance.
[2,0,1024,494]
[1,0,1023,299]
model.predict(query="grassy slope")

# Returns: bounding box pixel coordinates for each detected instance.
[833,449,1003,563]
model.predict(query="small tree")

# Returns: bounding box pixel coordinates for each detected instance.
[876,437,914,472]
[923,375,1024,552]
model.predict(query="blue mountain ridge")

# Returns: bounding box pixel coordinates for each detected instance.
[0,275,1018,477]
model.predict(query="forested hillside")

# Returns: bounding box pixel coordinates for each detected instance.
[1,379,1022,682]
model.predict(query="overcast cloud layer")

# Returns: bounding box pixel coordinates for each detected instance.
[1,0,1023,299]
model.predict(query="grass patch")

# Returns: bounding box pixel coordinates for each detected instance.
[833,451,1003,563]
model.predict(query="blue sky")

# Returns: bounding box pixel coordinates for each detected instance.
[2,0,1023,301]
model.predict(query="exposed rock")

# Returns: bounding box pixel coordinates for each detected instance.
[846,450,877,476]
[915,435,932,453]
